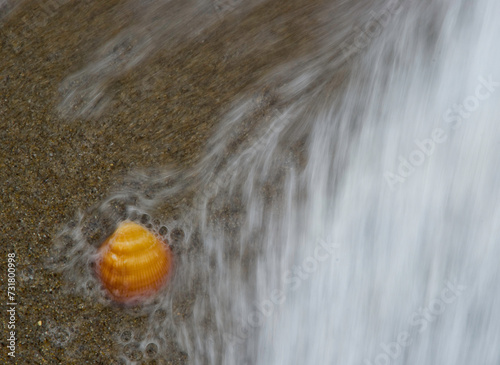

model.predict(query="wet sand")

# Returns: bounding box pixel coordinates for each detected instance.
[0,0,333,363]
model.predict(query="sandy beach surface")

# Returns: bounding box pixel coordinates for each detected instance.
[0,1,326,363]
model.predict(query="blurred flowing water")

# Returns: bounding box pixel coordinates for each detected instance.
[54,0,500,364]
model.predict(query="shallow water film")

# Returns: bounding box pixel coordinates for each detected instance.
[2,0,500,364]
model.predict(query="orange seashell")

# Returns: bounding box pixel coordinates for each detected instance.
[96,221,172,304]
